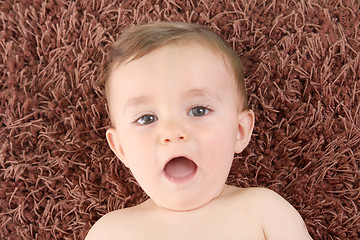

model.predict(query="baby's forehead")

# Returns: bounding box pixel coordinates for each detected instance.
[113,44,243,99]
[130,38,221,60]
[107,38,247,110]
[115,40,234,77]
[113,42,230,77]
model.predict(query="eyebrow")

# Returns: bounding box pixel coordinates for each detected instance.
[185,89,220,101]
[124,96,152,113]
[123,89,219,113]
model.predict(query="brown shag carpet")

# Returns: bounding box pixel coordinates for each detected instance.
[1,0,359,239]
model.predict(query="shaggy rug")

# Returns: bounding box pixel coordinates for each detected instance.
[1,0,359,239]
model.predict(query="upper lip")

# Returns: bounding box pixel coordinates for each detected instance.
[163,154,196,169]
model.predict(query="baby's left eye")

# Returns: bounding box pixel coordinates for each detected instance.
[189,106,210,117]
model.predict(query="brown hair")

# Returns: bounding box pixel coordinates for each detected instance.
[101,22,248,114]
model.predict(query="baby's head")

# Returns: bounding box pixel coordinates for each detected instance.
[102,22,254,211]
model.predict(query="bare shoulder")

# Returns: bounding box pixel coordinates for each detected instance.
[85,202,149,240]
[236,187,312,240]
[85,209,129,240]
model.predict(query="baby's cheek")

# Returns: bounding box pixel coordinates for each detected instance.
[202,130,235,161]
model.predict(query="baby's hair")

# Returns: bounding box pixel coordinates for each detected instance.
[101,22,248,113]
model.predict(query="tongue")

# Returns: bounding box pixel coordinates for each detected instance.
[164,157,197,179]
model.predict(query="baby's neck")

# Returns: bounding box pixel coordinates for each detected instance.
[140,184,237,213]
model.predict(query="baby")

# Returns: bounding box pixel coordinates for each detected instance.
[86,22,312,240]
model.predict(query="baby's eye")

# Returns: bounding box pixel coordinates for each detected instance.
[189,106,210,117]
[135,114,158,125]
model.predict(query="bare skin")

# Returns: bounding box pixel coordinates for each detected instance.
[86,43,313,240]
[86,185,312,240]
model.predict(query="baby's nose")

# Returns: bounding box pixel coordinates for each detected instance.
[159,119,188,144]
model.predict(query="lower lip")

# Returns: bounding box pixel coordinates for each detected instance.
[162,166,198,184]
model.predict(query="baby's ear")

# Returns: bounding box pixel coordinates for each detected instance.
[106,128,128,167]
[235,110,255,153]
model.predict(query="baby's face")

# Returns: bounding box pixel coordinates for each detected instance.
[107,43,245,211]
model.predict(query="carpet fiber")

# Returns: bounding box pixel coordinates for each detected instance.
[1,0,359,239]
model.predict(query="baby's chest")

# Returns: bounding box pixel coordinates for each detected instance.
[130,214,265,240]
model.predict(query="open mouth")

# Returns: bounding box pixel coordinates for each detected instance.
[163,156,198,182]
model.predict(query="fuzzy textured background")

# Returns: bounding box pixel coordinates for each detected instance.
[1,0,359,239]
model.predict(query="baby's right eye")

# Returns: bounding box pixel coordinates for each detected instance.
[135,114,158,125]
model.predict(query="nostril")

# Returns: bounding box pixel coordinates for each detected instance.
[161,135,187,144]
